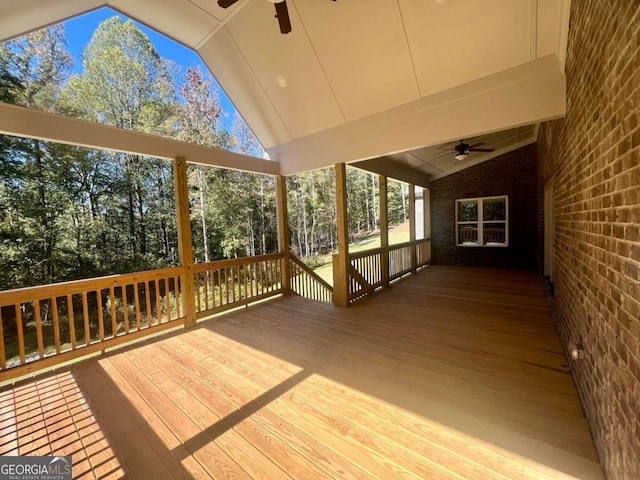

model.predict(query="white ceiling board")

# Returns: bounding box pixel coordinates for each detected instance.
[108,0,219,49]
[198,27,293,149]
[400,0,532,98]
[0,0,106,43]
[272,56,565,175]
[225,0,345,139]
[351,157,431,188]
[188,0,247,23]
[2,0,571,178]
[295,0,420,121]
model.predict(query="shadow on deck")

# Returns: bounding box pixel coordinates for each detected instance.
[0,266,603,479]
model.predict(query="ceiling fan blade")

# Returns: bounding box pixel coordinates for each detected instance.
[274,1,292,34]
[468,148,494,152]
[467,142,486,149]
[217,0,240,8]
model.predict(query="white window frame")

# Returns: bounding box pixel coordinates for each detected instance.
[455,195,509,247]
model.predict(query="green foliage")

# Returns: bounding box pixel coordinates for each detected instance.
[286,167,409,260]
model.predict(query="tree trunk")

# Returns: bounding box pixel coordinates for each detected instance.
[259,178,266,254]
[158,167,170,258]
[401,183,408,223]
[126,156,137,258]
[136,179,146,256]
[197,166,209,263]
[371,174,377,231]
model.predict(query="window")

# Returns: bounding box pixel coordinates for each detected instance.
[456,196,508,247]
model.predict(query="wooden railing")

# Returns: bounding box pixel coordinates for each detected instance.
[389,241,414,280]
[0,267,185,380]
[347,248,385,301]
[193,252,284,318]
[416,238,431,268]
[0,239,430,379]
[289,253,333,303]
[346,238,431,303]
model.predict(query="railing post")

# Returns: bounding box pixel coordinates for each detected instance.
[173,157,196,328]
[409,184,417,273]
[333,163,350,307]
[379,175,390,287]
[276,175,291,295]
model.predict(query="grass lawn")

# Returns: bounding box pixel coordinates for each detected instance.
[311,222,411,285]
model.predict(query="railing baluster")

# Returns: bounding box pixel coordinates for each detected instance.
[173,276,180,320]
[97,290,104,342]
[214,269,220,308]
[110,286,117,337]
[123,286,130,333]
[224,268,229,305]
[0,308,6,369]
[34,299,44,359]
[203,271,209,311]
[144,281,152,328]
[154,280,162,326]
[67,294,76,350]
[82,291,90,346]
[134,282,142,330]
[15,304,25,365]
[52,297,61,354]
[165,278,171,322]
[195,273,202,313]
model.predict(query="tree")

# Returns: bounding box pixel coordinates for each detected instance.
[0,25,73,286]
[62,17,177,266]
[176,67,228,263]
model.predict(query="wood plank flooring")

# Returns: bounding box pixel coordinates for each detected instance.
[0,266,603,479]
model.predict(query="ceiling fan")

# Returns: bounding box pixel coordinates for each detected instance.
[217,0,293,34]
[218,0,338,35]
[452,140,494,160]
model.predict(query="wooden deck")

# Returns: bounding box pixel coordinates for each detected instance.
[0,266,603,479]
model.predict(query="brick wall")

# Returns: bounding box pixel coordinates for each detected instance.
[537,1,640,478]
[430,144,538,268]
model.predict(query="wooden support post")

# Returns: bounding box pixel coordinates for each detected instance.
[276,175,291,295]
[173,157,196,328]
[409,184,417,273]
[379,175,389,287]
[333,163,350,307]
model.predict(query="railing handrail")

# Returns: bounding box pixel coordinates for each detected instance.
[0,266,184,306]
[289,252,334,292]
[193,252,284,273]
[348,246,385,260]
[388,240,414,250]
[348,238,431,261]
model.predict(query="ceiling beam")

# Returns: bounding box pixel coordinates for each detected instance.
[350,158,430,188]
[270,55,566,175]
[0,102,279,175]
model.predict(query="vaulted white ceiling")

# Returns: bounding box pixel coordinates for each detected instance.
[0,0,570,182]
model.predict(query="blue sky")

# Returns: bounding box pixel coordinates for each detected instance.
[63,7,238,131]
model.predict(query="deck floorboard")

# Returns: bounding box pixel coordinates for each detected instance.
[0,266,603,479]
